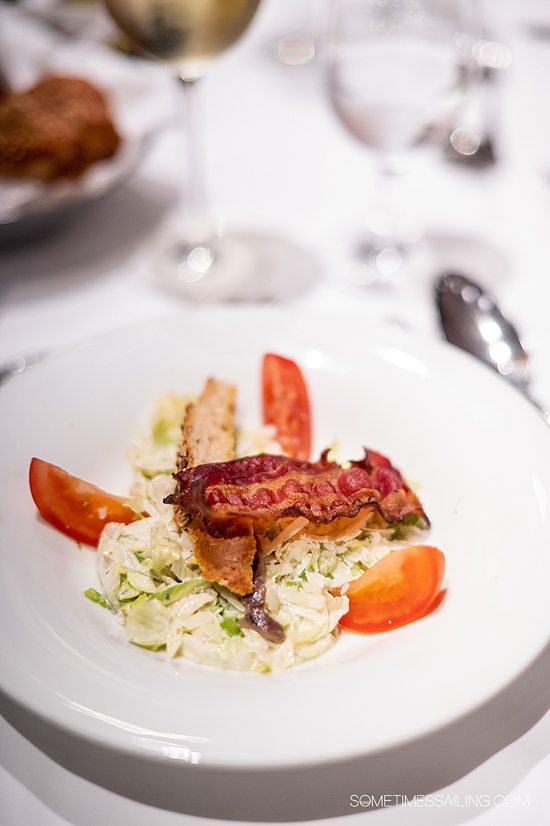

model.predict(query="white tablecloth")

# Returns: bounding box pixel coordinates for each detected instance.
[1,0,550,823]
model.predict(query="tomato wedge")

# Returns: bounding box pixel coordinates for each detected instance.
[262,353,311,460]
[334,545,445,634]
[29,457,138,547]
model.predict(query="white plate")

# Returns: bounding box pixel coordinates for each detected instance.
[1,311,549,776]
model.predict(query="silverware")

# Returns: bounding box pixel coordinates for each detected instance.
[435,272,550,425]
[445,35,512,170]
[0,350,46,386]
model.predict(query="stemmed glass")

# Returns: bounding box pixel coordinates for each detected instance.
[327,0,476,284]
[103,0,286,300]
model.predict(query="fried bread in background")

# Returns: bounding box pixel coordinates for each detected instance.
[0,75,120,181]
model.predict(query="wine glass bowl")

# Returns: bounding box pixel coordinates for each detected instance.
[104,0,261,81]
[330,42,465,156]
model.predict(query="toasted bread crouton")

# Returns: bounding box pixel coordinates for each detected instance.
[176,378,236,473]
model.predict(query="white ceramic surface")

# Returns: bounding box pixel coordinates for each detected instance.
[1,311,549,773]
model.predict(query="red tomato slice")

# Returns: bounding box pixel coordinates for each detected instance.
[334,545,445,634]
[29,457,138,547]
[262,353,311,460]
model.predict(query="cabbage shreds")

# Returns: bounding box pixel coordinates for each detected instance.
[92,394,424,673]
[130,394,192,478]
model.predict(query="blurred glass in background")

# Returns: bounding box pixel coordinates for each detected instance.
[326,0,477,284]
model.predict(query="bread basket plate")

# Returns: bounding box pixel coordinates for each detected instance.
[0,131,153,244]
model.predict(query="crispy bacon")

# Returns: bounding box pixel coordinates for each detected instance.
[165,449,429,529]
[193,519,256,595]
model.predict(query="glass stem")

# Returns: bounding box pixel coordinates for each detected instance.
[365,153,412,245]
[178,76,210,241]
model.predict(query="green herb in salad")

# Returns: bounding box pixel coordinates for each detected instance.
[220,616,243,637]
[84,588,111,610]
[152,579,207,605]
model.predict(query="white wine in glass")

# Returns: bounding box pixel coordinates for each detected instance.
[104,0,260,81]
[105,0,305,301]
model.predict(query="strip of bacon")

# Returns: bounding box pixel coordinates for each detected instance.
[165,449,429,530]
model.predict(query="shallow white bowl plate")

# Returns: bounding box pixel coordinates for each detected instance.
[1,312,549,813]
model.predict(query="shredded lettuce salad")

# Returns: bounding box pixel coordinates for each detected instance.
[89,394,423,673]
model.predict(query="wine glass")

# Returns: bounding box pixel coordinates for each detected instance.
[327,0,476,284]
[103,0,298,300]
